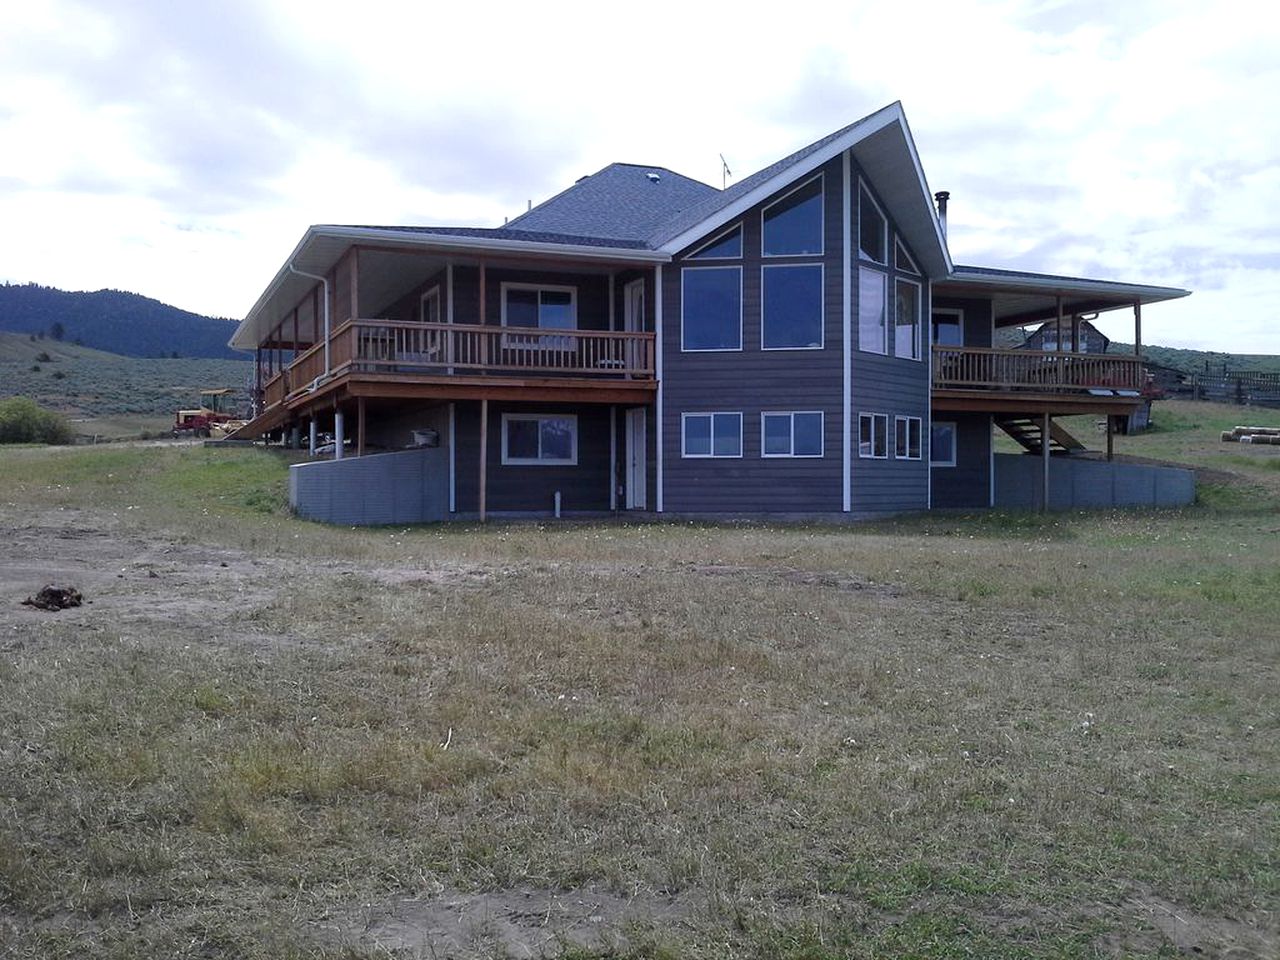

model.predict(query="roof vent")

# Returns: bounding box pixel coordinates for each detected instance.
[646,172,661,183]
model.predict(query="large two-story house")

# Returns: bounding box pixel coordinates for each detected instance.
[230,102,1190,523]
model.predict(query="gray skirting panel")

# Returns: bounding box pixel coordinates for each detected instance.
[994,453,1194,511]
[290,448,449,525]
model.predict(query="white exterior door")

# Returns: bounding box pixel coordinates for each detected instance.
[625,407,647,510]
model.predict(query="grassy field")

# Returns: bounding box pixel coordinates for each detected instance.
[0,331,253,428]
[1,402,1277,958]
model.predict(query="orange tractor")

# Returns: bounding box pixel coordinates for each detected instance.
[173,388,243,439]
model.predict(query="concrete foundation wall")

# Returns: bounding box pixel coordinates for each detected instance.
[290,448,449,525]
[994,454,1194,511]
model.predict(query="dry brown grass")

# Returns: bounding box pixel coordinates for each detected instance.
[1,407,1278,958]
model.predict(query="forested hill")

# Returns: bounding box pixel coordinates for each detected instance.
[0,282,243,359]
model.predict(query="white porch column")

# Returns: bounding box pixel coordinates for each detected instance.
[1041,412,1051,512]
[309,419,317,457]
[334,409,345,460]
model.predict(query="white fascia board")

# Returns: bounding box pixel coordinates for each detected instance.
[889,108,953,276]
[945,271,1191,303]
[231,225,670,350]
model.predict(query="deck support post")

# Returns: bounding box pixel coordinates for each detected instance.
[478,399,488,523]
[290,425,300,449]
[1106,415,1114,461]
[1041,412,1051,512]
[309,419,317,457]
[254,347,262,414]
[356,397,366,457]
[334,408,345,460]
[1133,300,1142,356]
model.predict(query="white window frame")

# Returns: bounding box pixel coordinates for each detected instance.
[419,285,441,324]
[681,411,743,458]
[895,415,922,460]
[761,174,825,258]
[858,413,889,459]
[761,411,825,458]
[500,282,578,349]
[680,265,743,352]
[895,276,923,362]
[500,413,578,466]
[761,263,825,351]
[931,307,964,348]
[895,238,920,275]
[858,180,888,264]
[858,267,888,355]
[930,420,957,468]
[687,223,744,260]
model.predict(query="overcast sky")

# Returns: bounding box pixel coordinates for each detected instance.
[1,0,1276,352]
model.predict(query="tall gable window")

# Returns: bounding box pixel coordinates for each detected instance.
[682,267,742,351]
[858,185,887,263]
[762,176,823,257]
[895,278,921,360]
[689,225,742,259]
[858,269,887,355]
[895,239,919,274]
[762,264,824,349]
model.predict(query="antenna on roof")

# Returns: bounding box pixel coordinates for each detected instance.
[720,154,732,190]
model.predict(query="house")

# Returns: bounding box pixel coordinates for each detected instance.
[1018,317,1110,354]
[230,102,1192,523]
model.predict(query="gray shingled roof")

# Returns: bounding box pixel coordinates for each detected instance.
[504,163,718,242]
[337,224,651,249]
[952,264,1189,294]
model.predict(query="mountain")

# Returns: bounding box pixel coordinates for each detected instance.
[0,282,243,360]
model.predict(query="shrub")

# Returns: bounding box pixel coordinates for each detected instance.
[0,396,73,444]
[35,351,52,363]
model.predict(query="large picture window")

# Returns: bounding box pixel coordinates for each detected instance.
[858,185,887,263]
[682,412,742,458]
[681,267,742,351]
[502,284,575,330]
[501,414,578,465]
[895,278,921,360]
[762,264,824,349]
[762,411,824,458]
[762,176,823,256]
[858,413,888,459]
[858,268,887,355]
[895,416,922,460]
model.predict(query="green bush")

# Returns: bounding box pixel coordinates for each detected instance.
[0,396,73,444]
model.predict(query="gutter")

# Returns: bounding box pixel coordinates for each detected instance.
[287,263,331,383]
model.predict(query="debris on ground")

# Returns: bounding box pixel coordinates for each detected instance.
[21,585,83,611]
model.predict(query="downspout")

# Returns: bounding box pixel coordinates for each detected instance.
[287,264,331,379]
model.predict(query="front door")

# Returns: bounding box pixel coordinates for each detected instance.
[625,407,647,510]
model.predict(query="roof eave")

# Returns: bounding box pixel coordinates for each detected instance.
[943,269,1192,304]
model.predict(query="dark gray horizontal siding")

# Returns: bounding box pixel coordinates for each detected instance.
[933,296,993,348]
[661,156,845,513]
[931,413,991,509]
[850,348,929,512]
[454,401,612,513]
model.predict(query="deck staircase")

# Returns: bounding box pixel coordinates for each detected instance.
[995,416,1087,455]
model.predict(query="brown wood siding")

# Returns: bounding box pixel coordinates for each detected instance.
[660,156,846,513]
[453,400,612,513]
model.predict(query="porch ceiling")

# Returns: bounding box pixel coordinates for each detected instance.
[937,267,1190,328]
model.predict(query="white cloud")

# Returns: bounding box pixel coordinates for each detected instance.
[0,0,1276,352]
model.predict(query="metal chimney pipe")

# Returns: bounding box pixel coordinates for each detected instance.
[934,190,950,237]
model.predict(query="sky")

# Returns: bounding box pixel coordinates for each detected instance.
[1,0,1276,353]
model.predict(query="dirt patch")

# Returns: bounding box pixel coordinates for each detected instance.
[688,562,901,597]
[1097,892,1279,958]
[335,885,693,958]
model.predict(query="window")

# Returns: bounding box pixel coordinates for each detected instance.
[932,310,963,347]
[930,421,956,467]
[895,416,922,460]
[682,412,742,458]
[762,264,824,349]
[858,268,887,354]
[501,414,578,465]
[858,413,888,459]
[502,284,576,330]
[762,411,824,457]
[895,278,921,360]
[689,225,742,259]
[858,185,887,263]
[420,287,441,324]
[762,176,823,256]
[895,239,919,274]
[681,267,742,351]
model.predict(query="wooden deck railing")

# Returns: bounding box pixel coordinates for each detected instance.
[933,346,1145,393]
[264,319,656,408]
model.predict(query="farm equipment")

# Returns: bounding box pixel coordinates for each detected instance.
[173,388,242,438]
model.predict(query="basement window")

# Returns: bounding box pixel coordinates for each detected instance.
[682,412,742,458]
[858,413,888,459]
[762,411,824,457]
[501,413,578,465]
[895,416,922,460]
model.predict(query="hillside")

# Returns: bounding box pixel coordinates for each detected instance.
[0,282,242,360]
[0,331,252,418]
[993,325,1280,374]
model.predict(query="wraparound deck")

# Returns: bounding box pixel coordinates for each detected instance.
[931,345,1147,414]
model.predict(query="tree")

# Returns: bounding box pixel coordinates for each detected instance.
[50,321,65,341]
[0,396,72,444]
